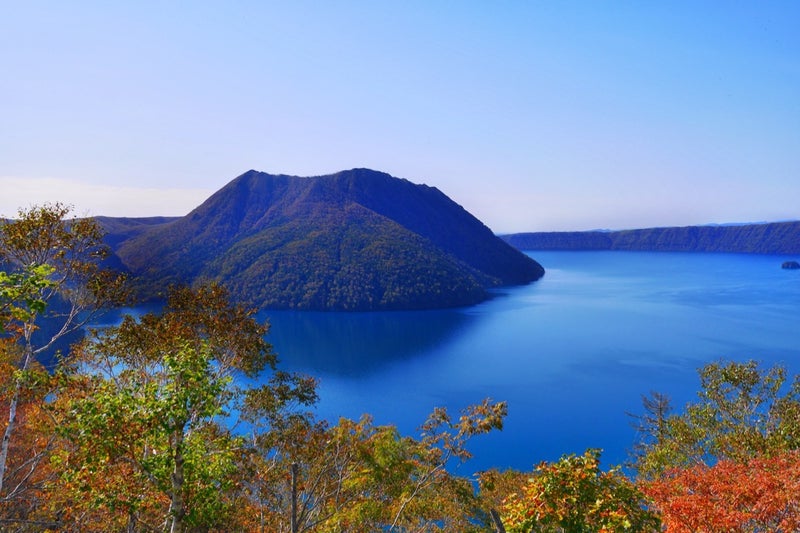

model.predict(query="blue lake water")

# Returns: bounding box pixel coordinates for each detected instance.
[260,251,800,474]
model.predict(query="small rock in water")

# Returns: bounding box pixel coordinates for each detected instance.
[781,260,800,270]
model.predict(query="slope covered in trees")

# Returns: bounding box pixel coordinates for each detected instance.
[504,221,800,254]
[106,169,544,311]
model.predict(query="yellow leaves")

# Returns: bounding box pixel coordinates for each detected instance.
[244,401,504,532]
[499,450,660,533]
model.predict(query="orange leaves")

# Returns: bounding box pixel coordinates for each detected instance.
[642,450,800,532]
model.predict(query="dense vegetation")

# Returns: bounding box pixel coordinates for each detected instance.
[3,205,800,531]
[504,221,800,255]
[105,169,544,310]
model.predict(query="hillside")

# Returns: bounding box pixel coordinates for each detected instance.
[503,222,800,254]
[105,169,544,310]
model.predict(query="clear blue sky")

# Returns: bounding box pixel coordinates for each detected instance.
[2,1,798,232]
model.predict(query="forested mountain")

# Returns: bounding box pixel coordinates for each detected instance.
[503,221,800,254]
[103,169,544,310]
[93,216,179,248]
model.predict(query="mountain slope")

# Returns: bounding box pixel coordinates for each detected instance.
[109,169,544,310]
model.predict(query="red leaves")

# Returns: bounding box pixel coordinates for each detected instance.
[642,450,800,532]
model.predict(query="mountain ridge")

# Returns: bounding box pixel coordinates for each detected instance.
[502,221,800,254]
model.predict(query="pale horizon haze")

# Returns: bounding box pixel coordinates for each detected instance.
[2,2,798,232]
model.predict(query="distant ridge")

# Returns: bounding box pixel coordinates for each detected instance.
[503,221,800,254]
[104,169,544,310]
[93,216,181,247]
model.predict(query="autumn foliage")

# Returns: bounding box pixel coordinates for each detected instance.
[642,451,800,532]
[496,449,659,533]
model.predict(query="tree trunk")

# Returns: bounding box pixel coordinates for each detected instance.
[127,510,137,533]
[490,509,507,533]
[0,382,21,495]
[0,344,33,495]
[168,430,186,533]
[290,462,299,533]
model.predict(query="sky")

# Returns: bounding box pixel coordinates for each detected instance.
[1,2,798,232]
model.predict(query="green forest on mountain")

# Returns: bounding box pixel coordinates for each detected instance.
[2,205,800,532]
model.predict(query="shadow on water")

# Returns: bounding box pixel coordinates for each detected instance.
[261,309,478,377]
[79,303,480,378]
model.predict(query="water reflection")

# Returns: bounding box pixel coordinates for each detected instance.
[262,309,478,377]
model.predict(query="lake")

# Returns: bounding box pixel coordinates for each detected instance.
[260,251,800,474]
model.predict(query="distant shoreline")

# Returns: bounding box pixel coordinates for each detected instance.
[502,221,800,255]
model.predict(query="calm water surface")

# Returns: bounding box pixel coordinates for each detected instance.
[260,251,800,474]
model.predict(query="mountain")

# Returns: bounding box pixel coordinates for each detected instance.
[503,221,800,254]
[105,169,544,310]
[93,216,180,248]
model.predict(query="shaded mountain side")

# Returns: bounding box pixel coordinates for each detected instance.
[503,221,800,254]
[315,169,539,285]
[96,216,180,248]
[109,169,544,310]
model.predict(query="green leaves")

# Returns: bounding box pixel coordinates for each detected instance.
[632,360,800,478]
[0,264,56,330]
[158,342,226,428]
[54,335,239,529]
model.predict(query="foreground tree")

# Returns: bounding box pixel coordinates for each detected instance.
[630,360,800,532]
[632,360,800,479]
[0,264,56,516]
[51,284,314,532]
[237,398,507,532]
[497,449,659,533]
[52,342,239,531]
[0,342,59,530]
[0,203,125,519]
